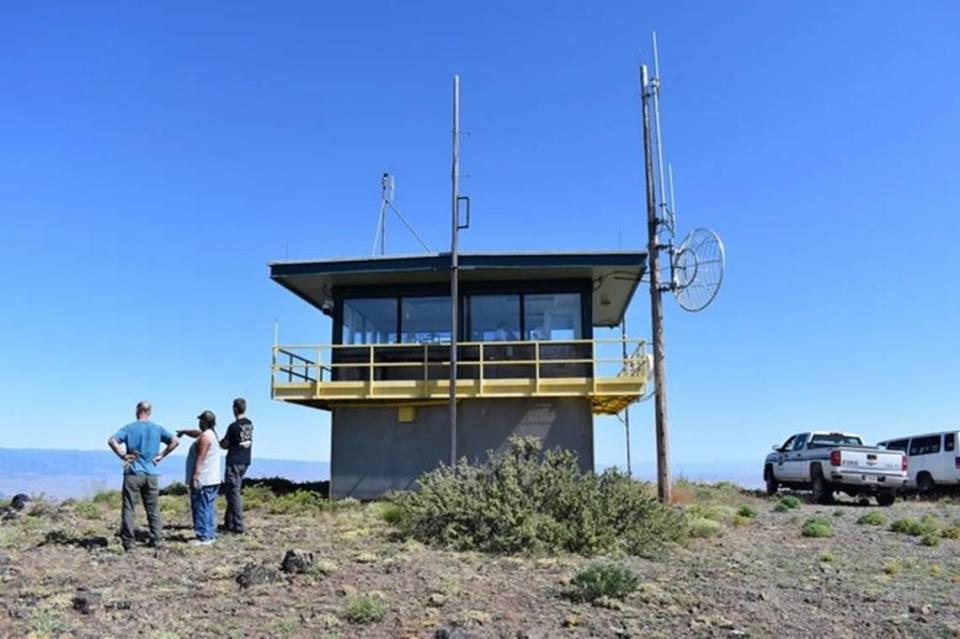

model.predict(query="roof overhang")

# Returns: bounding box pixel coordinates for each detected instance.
[270,251,646,327]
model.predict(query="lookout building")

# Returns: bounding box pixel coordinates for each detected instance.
[270,251,651,499]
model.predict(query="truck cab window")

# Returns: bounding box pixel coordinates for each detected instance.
[945,434,955,452]
[792,434,808,451]
[780,436,796,452]
[884,439,909,452]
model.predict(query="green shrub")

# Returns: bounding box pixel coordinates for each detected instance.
[43,529,72,545]
[568,563,639,602]
[241,484,276,511]
[160,481,189,496]
[342,595,386,624]
[389,437,685,556]
[268,490,360,515]
[832,510,844,517]
[921,533,941,547]
[779,496,801,510]
[688,517,722,538]
[269,490,326,514]
[801,516,832,538]
[686,503,736,523]
[373,501,405,526]
[72,500,101,520]
[890,515,940,537]
[92,490,122,508]
[737,505,757,518]
[158,495,188,518]
[857,511,886,526]
[773,502,789,513]
[940,523,960,539]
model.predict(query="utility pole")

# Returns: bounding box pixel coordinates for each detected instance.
[641,64,671,503]
[449,74,461,467]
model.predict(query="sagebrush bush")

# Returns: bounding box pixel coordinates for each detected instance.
[857,511,886,526]
[685,503,735,523]
[801,516,832,538]
[940,523,960,539]
[778,496,801,510]
[688,517,722,538]
[389,437,685,556]
[72,500,101,520]
[342,595,386,624]
[568,563,639,602]
[241,484,276,511]
[890,514,940,537]
[921,533,940,547]
[92,491,121,508]
[737,505,757,519]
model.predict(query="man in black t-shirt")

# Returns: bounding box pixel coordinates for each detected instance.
[219,397,253,534]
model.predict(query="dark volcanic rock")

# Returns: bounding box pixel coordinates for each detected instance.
[280,549,314,574]
[236,563,281,589]
[72,588,101,615]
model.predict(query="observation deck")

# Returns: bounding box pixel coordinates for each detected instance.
[271,338,650,415]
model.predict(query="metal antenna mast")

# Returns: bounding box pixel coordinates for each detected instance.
[449,75,462,467]
[371,173,432,255]
[641,63,671,504]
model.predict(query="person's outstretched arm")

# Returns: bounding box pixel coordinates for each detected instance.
[177,429,202,439]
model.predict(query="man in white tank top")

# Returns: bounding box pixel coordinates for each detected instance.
[184,410,222,544]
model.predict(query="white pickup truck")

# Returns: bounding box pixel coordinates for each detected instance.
[764,431,907,506]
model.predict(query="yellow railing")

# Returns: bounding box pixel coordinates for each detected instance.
[271,338,650,414]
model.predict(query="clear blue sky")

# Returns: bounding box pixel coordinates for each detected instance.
[1,2,957,468]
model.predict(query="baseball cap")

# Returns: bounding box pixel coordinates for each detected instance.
[197,410,216,425]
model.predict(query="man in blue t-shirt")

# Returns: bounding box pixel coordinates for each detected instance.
[107,401,180,550]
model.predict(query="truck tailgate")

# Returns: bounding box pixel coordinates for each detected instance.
[839,448,903,474]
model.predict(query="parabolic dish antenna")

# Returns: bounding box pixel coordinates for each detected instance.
[672,227,725,312]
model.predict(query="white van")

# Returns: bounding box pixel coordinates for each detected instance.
[878,431,960,492]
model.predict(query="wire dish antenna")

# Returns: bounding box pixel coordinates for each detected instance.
[648,33,726,313]
[672,227,725,311]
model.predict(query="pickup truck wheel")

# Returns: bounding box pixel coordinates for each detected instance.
[764,466,779,496]
[811,466,834,505]
[876,491,896,507]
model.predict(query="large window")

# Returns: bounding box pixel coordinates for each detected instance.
[342,290,585,345]
[524,293,582,341]
[341,298,397,345]
[467,295,521,342]
[909,435,941,456]
[400,297,451,344]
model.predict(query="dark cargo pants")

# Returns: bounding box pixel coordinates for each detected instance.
[121,473,161,548]
[223,463,249,533]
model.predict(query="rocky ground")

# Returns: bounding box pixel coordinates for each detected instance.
[1,484,959,639]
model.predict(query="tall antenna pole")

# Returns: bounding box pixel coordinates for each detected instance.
[449,74,461,467]
[641,64,671,503]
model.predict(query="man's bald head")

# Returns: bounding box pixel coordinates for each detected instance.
[136,401,152,420]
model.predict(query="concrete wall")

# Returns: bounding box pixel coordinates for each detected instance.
[330,397,594,499]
